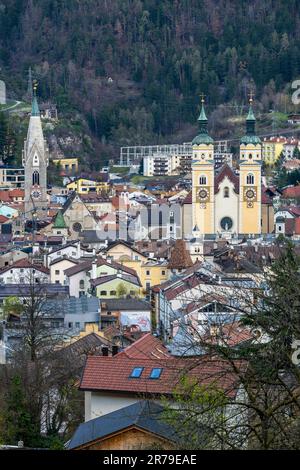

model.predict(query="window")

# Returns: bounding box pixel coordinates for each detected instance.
[55,270,60,275]
[100,290,107,296]
[149,368,163,379]
[162,270,166,275]
[130,290,136,295]
[79,280,85,289]
[110,290,116,295]
[146,270,150,276]
[199,175,207,185]
[55,280,60,284]
[32,171,40,185]
[68,322,73,328]
[75,322,80,329]
[130,367,143,378]
[246,173,254,185]
[224,187,229,198]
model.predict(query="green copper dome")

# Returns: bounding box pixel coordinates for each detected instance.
[240,102,261,145]
[192,101,214,145]
[53,210,67,229]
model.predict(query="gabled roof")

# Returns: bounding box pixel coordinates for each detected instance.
[214,164,239,194]
[0,259,49,275]
[90,273,141,288]
[106,240,147,259]
[67,401,177,449]
[64,259,92,277]
[80,355,243,398]
[101,298,151,312]
[118,332,171,359]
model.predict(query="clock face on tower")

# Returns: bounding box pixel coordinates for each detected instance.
[31,189,41,199]
[244,186,257,202]
[196,187,210,202]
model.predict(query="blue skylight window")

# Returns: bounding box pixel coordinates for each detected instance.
[130,367,144,378]
[149,368,163,379]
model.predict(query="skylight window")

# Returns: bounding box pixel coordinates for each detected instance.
[130,367,143,378]
[149,368,163,379]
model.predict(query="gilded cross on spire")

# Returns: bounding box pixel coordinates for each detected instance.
[248,90,254,104]
[33,79,38,94]
[200,93,205,104]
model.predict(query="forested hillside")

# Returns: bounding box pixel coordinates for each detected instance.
[1,0,300,164]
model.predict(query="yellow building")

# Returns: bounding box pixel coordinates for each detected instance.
[67,177,109,194]
[119,259,170,293]
[262,137,286,166]
[191,97,262,236]
[52,157,79,173]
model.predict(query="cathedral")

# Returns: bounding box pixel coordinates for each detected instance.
[191,97,263,237]
[23,86,49,219]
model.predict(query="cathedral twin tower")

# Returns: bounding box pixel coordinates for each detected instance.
[191,97,262,236]
[22,87,262,236]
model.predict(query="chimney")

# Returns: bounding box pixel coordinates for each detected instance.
[76,242,81,258]
[102,346,109,356]
[91,260,97,280]
[112,345,119,356]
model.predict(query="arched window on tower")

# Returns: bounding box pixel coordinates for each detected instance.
[32,171,40,185]
[246,173,254,185]
[199,175,207,185]
[224,187,229,198]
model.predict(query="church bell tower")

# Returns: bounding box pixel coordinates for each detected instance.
[23,82,49,219]
[191,96,215,235]
[238,94,262,235]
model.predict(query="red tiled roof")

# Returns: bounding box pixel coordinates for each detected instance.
[80,355,243,398]
[118,333,171,359]
[0,258,50,275]
[214,164,239,195]
[182,191,192,204]
[282,186,300,199]
[168,239,193,270]
[261,186,273,205]
[0,215,9,224]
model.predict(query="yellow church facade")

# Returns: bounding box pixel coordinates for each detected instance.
[192,98,262,236]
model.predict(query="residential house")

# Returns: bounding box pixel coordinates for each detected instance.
[105,241,148,263]
[80,352,242,421]
[0,259,49,284]
[100,298,151,331]
[67,401,177,450]
[90,272,142,299]
[50,256,79,285]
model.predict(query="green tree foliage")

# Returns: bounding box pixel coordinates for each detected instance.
[1,0,300,153]
[0,111,17,164]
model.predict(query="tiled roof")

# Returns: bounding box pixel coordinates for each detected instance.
[64,259,92,277]
[0,259,49,275]
[282,186,300,199]
[90,273,141,288]
[168,239,193,270]
[80,355,243,398]
[101,299,151,312]
[68,401,177,449]
[214,164,239,194]
[0,215,9,224]
[118,333,171,359]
